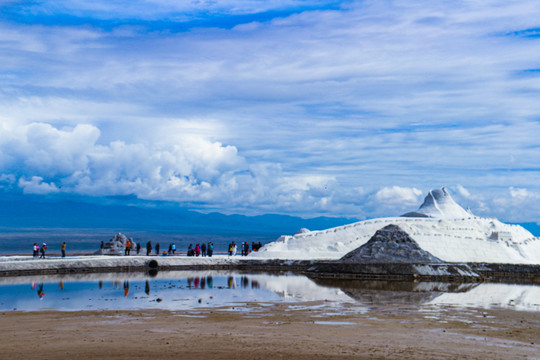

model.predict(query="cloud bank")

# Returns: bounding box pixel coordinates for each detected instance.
[1,1,540,220]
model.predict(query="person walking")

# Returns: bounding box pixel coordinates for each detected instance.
[208,242,214,257]
[125,239,131,256]
[194,243,201,257]
[201,242,207,257]
[33,243,39,258]
[61,242,66,258]
[172,243,176,254]
[232,242,237,256]
[39,243,48,259]
[155,242,160,256]
[136,242,141,255]
[146,241,152,256]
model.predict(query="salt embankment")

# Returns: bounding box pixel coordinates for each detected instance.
[0,255,281,276]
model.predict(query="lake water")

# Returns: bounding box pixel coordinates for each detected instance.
[0,271,538,312]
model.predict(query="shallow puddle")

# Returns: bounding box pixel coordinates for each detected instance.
[0,271,538,312]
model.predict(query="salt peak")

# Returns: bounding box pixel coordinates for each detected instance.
[401,187,472,219]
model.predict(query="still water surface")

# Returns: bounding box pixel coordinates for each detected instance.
[0,271,538,312]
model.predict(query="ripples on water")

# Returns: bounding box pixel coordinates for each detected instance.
[0,271,538,312]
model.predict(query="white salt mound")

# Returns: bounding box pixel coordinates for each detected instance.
[250,188,540,264]
[401,187,472,219]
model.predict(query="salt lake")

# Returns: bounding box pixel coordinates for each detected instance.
[0,271,538,313]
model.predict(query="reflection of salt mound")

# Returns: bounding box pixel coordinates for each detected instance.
[341,225,443,264]
[251,188,540,264]
[401,187,472,219]
[311,279,479,305]
[250,274,354,302]
[428,283,540,311]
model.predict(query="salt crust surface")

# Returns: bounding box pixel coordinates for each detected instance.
[251,216,540,263]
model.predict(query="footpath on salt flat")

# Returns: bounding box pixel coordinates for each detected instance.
[0,254,539,285]
[0,254,312,277]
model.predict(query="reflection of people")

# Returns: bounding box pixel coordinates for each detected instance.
[98,280,103,289]
[37,283,45,299]
[194,277,200,288]
[145,280,150,295]
[123,281,129,297]
[207,276,213,288]
[58,281,64,290]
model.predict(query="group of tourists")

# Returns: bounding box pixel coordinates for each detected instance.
[227,241,262,256]
[32,238,264,258]
[187,242,214,257]
[32,242,66,258]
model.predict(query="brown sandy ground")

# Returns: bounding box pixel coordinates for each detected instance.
[0,302,538,360]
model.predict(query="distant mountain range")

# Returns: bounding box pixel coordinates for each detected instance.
[0,194,356,237]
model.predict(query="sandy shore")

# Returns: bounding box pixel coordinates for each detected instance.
[1,302,538,359]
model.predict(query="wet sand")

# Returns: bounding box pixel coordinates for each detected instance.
[0,302,538,359]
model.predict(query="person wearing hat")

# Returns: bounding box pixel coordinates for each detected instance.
[39,243,48,259]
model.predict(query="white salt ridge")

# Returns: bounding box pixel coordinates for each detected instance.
[251,188,540,264]
[401,187,473,219]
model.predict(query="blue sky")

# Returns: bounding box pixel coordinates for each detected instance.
[1,0,540,222]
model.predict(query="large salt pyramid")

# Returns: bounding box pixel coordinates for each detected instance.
[341,224,444,263]
[251,188,540,264]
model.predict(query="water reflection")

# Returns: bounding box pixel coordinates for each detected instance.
[36,283,44,300]
[310,279,479,305]
[0,271,537,312]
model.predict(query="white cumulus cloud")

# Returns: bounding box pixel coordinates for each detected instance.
[374,186,422,205]
[18,176,60,194]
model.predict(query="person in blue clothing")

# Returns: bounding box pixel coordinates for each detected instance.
[39,243,48,259]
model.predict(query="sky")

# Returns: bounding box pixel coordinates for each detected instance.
[1,0,540,222]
